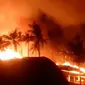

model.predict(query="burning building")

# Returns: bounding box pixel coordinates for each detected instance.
[57,62,85,85]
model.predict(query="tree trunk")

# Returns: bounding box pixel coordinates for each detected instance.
[14,43,17,52]
[38,42,40,57]
[28,42,29,57]
[20,47,23,57]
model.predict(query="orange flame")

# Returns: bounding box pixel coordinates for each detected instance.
[0,48,22,60]
[56,62,85,74]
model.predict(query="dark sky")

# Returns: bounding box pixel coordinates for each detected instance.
[0,0,85,37]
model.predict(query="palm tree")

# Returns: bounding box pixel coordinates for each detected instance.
[2,29,20,52]
[23,32,30,57]
[17,31,24,56]
[0,36,10,51]
[23,30,35,57]
[29,21,47,57]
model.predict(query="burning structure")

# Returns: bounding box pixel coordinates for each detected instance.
[57,62,85,85]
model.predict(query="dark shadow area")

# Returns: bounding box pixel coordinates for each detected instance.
[0,57,69,85]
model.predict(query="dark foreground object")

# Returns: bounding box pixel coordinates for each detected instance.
[0,57,69,85]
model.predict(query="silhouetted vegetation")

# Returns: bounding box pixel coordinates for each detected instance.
[23,30,35,57]
[0,12,85,63]
[29,21,47,57]
[2,29,20,52]
[0,36,10,51]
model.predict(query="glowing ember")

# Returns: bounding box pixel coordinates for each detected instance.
[0,48,22,60]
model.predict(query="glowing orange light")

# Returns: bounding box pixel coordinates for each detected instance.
[0,48,22,60]
[62,70,82,75]
[80,68,85,73]
[62,62,79,69]
[56,62,85,74]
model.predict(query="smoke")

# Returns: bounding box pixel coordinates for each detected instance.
[0,0,85,35]
[35,11,85,62]
[0,0,38,35]
[27,0,85,25]
[30,11,68,61]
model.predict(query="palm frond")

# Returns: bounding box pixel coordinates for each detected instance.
[9,29,18,39]
[2,35,11,40]
[28,21,47,56]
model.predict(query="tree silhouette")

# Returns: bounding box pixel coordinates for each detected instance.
[2,29,20,52]
[0,36,10,51]
[29,21,47,57]
[17,31,24,56]
[22,30,35,57]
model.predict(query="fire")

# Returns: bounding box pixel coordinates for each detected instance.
[56,62,85,74]
[62,62,79,69]
[62,70,81,75]
[0,48,22,60]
